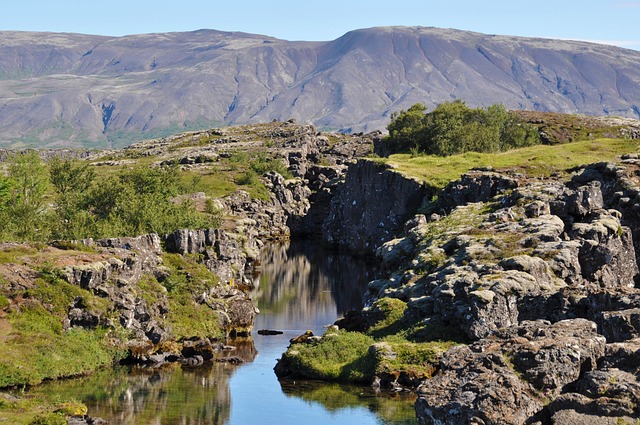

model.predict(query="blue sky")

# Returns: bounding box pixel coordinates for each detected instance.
[1,0,639,50]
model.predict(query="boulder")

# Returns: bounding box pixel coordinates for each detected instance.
[416,344,542,425]
[416,319,606,425]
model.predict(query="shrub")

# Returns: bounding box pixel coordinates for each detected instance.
[29,413,67,425]
[235,169,258,186]
[384,101,540,156]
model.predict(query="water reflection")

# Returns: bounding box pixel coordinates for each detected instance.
[35,364,235,425]
[31,240,416,425]
[252,239,377,331]
[280,381,418,425]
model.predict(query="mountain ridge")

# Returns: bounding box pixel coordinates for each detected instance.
[0,26,639,148]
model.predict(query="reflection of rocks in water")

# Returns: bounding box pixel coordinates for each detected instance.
[280,380,417,425]
[252,240,378,321]
[229,338,259,362]
[33,338,258,425]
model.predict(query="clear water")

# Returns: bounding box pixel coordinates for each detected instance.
[33,240,417,424]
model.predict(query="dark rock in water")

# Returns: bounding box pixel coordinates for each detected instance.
[181,339,221,361]
[206,285,259,337]
[67,416,107,425]
[180,355,204,367]
[257,329,284,335]
[215,356,245,364]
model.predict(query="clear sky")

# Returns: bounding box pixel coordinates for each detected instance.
[1,0,639,51]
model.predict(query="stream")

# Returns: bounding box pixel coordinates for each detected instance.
[32,239,418,424]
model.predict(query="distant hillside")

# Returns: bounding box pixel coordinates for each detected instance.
[0,26,639,148]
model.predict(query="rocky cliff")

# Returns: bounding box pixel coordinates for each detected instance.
[366,162,640,424]
[254,129,640,423]
[1,27,640,148]
[322,159,430,255]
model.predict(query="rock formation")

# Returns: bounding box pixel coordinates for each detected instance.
[355,162,640,424]
[243,130,640,423]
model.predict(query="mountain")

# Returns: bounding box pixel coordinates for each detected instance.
[0,26,639,148]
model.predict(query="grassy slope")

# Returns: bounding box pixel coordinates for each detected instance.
[382,137,640,190]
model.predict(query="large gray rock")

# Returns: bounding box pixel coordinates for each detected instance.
[323,159,428,255]
[570,211,638,288]
[416,319,606,425]
[416,344,543,425]
[164,228,257,284]
[436,171,518,213]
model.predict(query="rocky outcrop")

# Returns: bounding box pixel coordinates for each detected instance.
[163,227,259,285]
[323,162,640,424]
[202,124,376,242]
[416,319,606,425]
[59,231,259,347]
[323,160,430,255]
[220,175,311,241]
[62,234,170,343]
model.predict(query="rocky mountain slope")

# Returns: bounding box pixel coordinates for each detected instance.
[1,26,639,148]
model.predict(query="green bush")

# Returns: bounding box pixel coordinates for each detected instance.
[235,169,259,186]
[384,100,540,156]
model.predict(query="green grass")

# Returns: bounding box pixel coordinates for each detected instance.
[159,254,225,340]
[376,340,453,378]
[382,138,640,190]
[0,246,40,265]
[367,298,408,339]
[280,299,459,384]
[178,169,238,198]
[281,330,377,382]
[0,305,120,388]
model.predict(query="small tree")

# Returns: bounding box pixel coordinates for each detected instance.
[3,151,50,240]
[49,158,97,240]
[386,103,428,152]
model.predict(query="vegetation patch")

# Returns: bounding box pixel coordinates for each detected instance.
[383,101,540,156]
[280,330,376,382]
[0,304,121,388]
[159,254,224,340]
[382,137,640,191]
[279,299,459,385]
[513,110,636,144]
